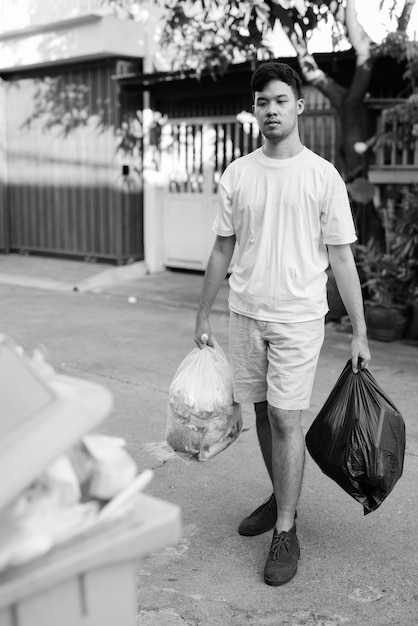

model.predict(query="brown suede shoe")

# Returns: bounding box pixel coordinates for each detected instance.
[264,524,300,586]
[238,494,277,536]
[238,494,297,537]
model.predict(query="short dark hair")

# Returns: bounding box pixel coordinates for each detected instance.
[251,62,303,100]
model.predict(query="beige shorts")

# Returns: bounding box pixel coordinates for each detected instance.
[229,311,325,410]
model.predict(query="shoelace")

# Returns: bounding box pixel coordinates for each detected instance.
[270,531,290,560]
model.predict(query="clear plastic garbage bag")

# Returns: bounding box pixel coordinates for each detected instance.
[305,360,406,515]
[166,339,242,461]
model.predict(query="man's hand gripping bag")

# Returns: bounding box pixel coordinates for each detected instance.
[305,361,405,514]
[165,340,242,461]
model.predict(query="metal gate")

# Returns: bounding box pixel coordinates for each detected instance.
[161,90,338,270]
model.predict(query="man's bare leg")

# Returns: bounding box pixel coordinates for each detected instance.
[238,402,303,537]
[267,404,304,532]
[254,400,273,482]
[237,401,276,535]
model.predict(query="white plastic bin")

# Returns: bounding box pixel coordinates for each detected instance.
[0,493,181,626]
[0,336,182,625]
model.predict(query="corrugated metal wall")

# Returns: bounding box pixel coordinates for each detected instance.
[2,61,144,263]
[0,78,8,252]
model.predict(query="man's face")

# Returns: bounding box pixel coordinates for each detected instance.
[252,79,304,143]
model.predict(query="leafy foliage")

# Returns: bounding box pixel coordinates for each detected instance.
[105,1,417,79]
[391,186,418,299]
[116,112,143,154]
[383,92,418,148]
[376,38,418,149]
[357,240,411,306]
[150,0,348,74]
[392,186,418,263]
[357,186,418,305]
[378,30,411,61]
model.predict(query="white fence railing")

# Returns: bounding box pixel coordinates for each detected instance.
[367,100,418,183]
[161,109,338,194]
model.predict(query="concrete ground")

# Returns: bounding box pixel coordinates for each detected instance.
[0,254,417,626]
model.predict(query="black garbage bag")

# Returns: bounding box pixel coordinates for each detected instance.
[306,360,406,515]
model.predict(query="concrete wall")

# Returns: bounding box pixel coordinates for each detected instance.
[0,13,147,72]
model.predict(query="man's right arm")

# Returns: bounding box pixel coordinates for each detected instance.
[194,234,236,348]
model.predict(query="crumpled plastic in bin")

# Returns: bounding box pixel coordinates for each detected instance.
[0,435,145,572]
[305,360,406,515]
[0,456,99,571]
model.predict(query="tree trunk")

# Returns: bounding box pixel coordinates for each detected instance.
[337,59,375,180]
[290,43,370,178]
[339,99,368,180]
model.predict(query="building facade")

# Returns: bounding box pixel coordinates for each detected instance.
[1,3,416,271]
[0,0,158,264]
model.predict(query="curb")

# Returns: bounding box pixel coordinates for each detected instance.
[74,261,148,293]
[0,275,73,292]
[0,262,149,294]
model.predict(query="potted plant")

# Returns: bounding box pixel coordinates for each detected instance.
[356,181,418,342]
[391,187,418,339]
[356,239,412,341]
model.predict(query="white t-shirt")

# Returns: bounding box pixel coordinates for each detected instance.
[214,147,357,322]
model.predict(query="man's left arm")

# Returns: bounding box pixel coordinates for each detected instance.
[328,243,371,373]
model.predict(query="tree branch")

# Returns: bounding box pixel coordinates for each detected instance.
[342,0,377,106]
[281,25,346,110]
[397,0,416,32]
[346,62,375,105]
[345,0,373,66]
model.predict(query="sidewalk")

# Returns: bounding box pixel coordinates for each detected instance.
[0,253,229,312]
[0,253,103,291]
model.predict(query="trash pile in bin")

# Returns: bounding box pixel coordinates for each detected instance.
[0,337,151,573]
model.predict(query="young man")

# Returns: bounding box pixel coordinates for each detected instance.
[194,62,371,586]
